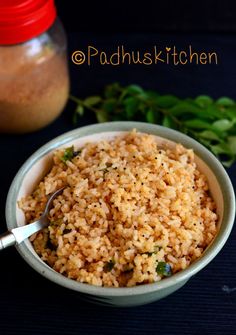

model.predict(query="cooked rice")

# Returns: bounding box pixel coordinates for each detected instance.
[19,130,218,287]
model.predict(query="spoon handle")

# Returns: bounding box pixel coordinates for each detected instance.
[0,187,64,251]
[0,232,16,250]
[0,217,47,251]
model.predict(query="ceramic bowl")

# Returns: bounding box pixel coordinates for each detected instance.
[6,122,235,307]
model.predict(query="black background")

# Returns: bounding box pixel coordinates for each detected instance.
[56,0,236,32]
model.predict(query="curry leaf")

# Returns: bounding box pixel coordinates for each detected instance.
[124,97,139,118]
[83,96,102,107]
[154,95,180,108]
[125,84,144,95]
[195,95,213,108]
[162,115,174,128]
[71,83,236,167]
[102,99,117,113]
[198,130,222,141]
[216,97,235,107]
[96,109,110,123]
[228,136,236,154]
[76,104,84,116]
[184,119,211,129]
[146,109,156,123]
[212,119,235,131]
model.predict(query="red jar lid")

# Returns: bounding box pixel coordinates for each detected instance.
[0,0,57,45]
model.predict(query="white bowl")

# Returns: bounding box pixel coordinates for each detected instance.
[6,122,235,307]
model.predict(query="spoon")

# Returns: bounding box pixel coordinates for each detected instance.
[0,187,64,251]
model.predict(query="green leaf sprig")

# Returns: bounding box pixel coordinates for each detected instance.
[71,83,236,167]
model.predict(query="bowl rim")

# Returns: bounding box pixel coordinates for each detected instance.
[6,121,235,297]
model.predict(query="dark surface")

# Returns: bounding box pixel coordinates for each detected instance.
[0,33,235,335]
[56,0,236,32]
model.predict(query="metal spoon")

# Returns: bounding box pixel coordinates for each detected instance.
[0,187,64,251]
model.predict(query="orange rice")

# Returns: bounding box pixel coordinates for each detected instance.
[19,130,218,287]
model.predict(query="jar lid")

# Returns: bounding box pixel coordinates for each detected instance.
[0,0,57,45]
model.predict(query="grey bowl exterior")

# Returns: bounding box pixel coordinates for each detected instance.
[5,122,235,307]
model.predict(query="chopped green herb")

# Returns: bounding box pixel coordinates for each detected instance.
[73,149,82,157]
[103,260,115,272]
[71,83,236,167]
[142,251,156,256]
[154,245,162,251]
[60,147,82,163]
[146,252,154,256]
[99,162,113,174]
[49,219,63,226]
[46,239,57,251]
[156,262,172,277]
[100,168,109,174]
[61,146,74,163]
[142,245,162,256]
[63,228,72,234]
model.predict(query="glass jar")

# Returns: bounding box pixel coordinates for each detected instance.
[0,0,69,133]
